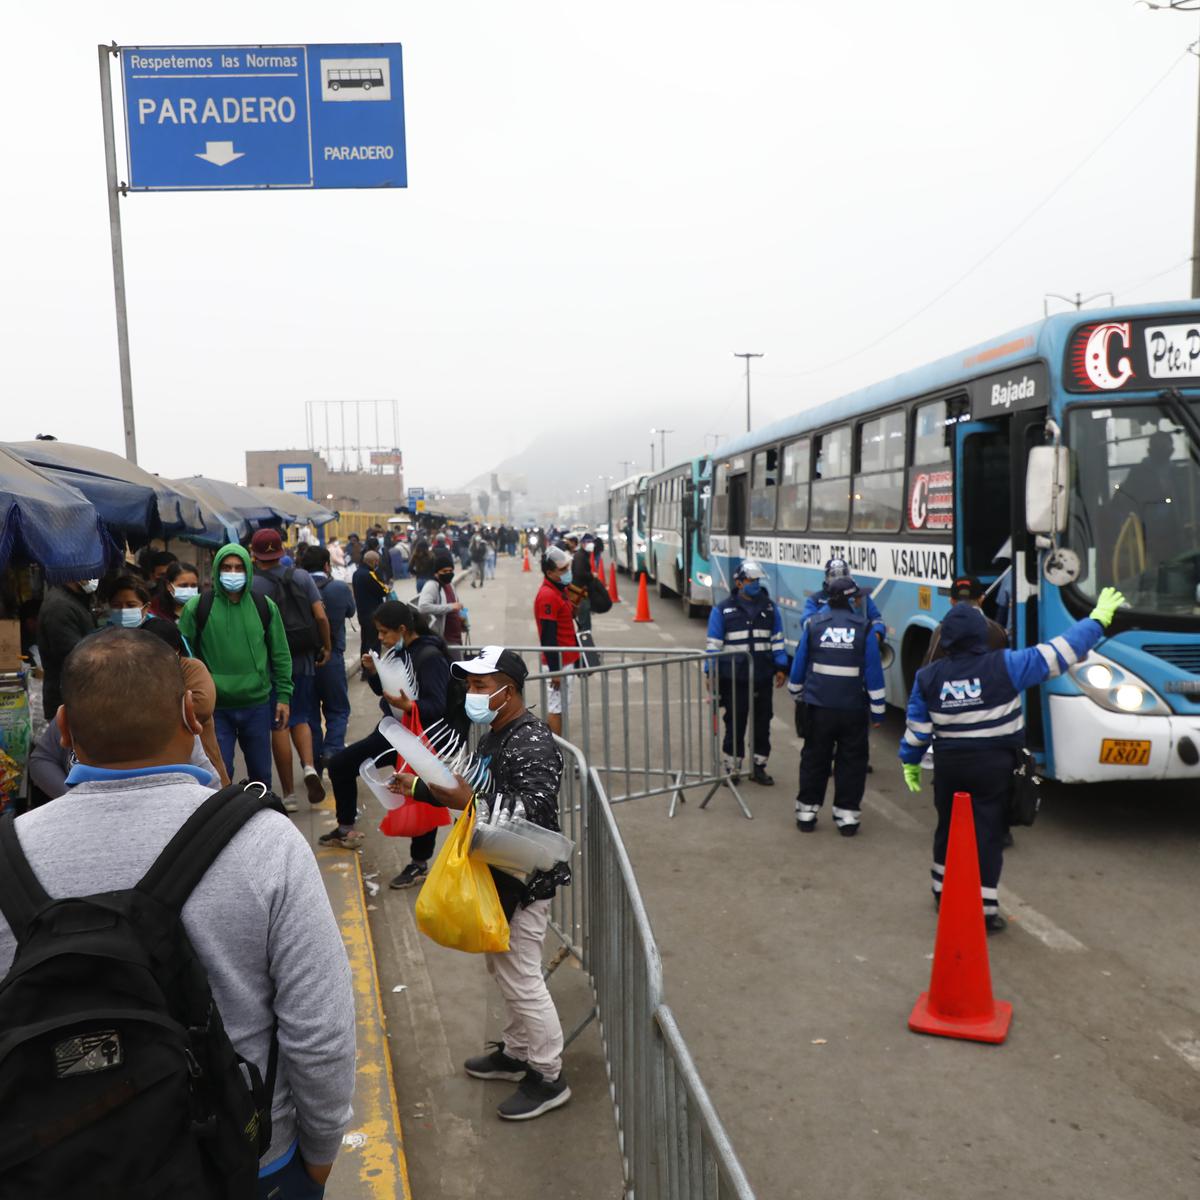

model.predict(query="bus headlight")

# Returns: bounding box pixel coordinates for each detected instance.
[1067,651,1170,716]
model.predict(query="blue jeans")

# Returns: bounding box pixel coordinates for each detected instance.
[311,653,351,761]
[213,702,274,787]
[257,1150,326,1199]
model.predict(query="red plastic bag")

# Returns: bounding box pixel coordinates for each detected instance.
[377,701,451,838]
[379,801,452,838]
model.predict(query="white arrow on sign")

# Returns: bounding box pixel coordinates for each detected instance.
[194,141,245,167]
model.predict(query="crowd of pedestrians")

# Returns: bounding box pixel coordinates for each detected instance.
[5,517,580,1195]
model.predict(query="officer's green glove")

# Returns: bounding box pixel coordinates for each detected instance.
[902,763,922,793]
[1089,586,1127,628]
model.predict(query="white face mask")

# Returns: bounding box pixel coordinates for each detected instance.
[79,579,100,594]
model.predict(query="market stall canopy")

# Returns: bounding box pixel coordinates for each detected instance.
[0,447,109,581]
[6,441,205,539]
[173,476,280,546]
[248,486,337,527]
[166,478,251,548]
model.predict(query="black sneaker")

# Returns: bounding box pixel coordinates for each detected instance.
[465,1041,528,1081]
[796,817,816,832]
[985,914,1007,935]
[1002,830,1015,848]
[304,769,326,805]
[497,1069,571,1121]
[750,765,774,786]
[389,861,429,889]
[837,823,860,838]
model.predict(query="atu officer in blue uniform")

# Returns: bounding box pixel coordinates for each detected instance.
[705,560,788,785]
[789,576,886,835]
[899,586,1126,932]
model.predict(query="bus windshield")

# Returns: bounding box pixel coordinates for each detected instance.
[1067,401,1200,617]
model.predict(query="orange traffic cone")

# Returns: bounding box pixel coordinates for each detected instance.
[909,792,1012,1044]
[633,572,652,622]
[608,561,621,603]
[522,547,531,573]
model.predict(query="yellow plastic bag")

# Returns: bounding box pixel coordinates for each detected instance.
[415,800,510,954]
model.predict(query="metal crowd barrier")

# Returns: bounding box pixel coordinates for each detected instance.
[492,645,759,819]
[550,736,756,1199]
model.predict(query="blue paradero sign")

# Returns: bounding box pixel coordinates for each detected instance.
[120,44,406,190]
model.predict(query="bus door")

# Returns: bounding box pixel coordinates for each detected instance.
[955,419,1012,586]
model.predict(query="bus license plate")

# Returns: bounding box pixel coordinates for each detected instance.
[1099,739,1151,766]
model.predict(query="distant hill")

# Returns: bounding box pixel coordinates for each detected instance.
[463,401,781,522]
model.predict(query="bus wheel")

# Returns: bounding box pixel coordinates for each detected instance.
[363,82,372,91]
[330,82,340,91]
[901,627,932,696]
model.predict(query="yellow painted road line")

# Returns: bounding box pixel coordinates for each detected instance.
[320,847,412,1200]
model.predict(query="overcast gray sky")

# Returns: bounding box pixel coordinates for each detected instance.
[3,1,1197,491]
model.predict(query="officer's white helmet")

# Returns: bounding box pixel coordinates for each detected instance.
[736,560,766,581]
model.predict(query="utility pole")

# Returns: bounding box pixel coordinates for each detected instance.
[1144,4,1200,295]
[1043,291,1114,317]
[619,459,634,478]
[98,44,138,463]
[733,352,763,432]
[651,427,673,467]
[650,441,656,473]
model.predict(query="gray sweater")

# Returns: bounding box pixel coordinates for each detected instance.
[0,773,356,1167]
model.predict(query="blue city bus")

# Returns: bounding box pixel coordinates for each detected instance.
[645,456,715,616]
[608,473,649,576]
[704,301,1200,784]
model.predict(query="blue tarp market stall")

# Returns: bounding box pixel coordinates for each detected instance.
[0,447,109,581]
[6,441,205,542]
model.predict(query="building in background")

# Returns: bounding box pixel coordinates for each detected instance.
[245,448,404,513]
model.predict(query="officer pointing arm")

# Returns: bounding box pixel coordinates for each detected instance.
[900,587,1126,791]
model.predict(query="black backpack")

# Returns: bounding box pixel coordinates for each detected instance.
[257,567,321,657]
[0,784,281,1200]
[411,636,469,738]
[587,575,613,615]
[192,588,271,663]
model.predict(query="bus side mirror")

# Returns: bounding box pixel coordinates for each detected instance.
[1025,445,1069,535]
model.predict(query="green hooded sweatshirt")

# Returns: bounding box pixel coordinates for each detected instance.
[178,544,293,708]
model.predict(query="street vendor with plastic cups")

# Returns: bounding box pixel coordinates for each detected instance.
[393,645,573,1121]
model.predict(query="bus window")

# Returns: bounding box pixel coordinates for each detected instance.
[853,411,905,532]
[914,396,968,465]
[812,426,851,531]
[713,462,729,530]
[779,438,810,529]
[750,449,778,530]
[729,473,747,539]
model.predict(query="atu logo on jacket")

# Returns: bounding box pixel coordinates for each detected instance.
[939,678,982,705]
[819,626,856,647]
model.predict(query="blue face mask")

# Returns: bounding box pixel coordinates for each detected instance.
[109,607,145,628]
[559,570,573,586]
[465,686,507,726]
[742,580,762,596]
[219,572,246,593]
[172,585,199,604]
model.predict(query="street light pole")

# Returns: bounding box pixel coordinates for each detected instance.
[733,352,763,432]
[1043,290,1115,317]
[619,460,634,478]
[650,441,656,473]
[1144,3,1200,296]
[651,427,673,467]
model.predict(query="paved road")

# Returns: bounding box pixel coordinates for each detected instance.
[470,555,1200,1199]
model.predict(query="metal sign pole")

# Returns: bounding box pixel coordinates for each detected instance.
[97,43,138,464]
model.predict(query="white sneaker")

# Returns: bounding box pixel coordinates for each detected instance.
[281,794,299,813]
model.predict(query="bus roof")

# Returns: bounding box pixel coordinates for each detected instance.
[715,299,1200,461]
